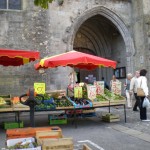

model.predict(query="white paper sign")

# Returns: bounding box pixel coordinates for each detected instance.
[94,81,104,95]
[86,85,96,100]
[111,81,121,95]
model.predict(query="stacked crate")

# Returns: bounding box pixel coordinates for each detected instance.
[48,114,67,125]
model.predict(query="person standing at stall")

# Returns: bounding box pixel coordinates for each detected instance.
[130,70,140,111]
[137,69,149,121]
[110,75,119,91]
[102,77,109,90]
[110,75,120,109]
[124,73,133,108]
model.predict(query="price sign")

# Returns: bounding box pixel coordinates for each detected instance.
[86,85,96,100]
[94,81,104,95]
[111,81,121,95]
[34,82,45,94]
[74,86,83,98]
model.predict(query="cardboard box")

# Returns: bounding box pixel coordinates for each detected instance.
[6,137,41,150]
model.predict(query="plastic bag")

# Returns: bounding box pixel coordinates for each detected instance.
[142,97,150,108]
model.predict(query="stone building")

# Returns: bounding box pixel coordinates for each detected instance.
[0,0,150,96]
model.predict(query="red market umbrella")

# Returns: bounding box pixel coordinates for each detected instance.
[0,48,40,66]
[35,50,116,70]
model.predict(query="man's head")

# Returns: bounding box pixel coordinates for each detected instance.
[135,71,140,78]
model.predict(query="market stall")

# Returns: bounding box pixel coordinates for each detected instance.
[0,48,40,66]
[0,48,40,125]
[34,50,126,124]
[0,50,126,129]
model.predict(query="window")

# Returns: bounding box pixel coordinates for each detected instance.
[0,0,22,10]
[114,67,126,79]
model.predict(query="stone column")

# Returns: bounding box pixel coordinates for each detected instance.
[131,0,147,70]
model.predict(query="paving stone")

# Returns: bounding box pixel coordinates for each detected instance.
[110,124,129,131]
[122,129,142,136]
[135,133,150,142]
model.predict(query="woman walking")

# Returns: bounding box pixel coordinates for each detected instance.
[137,69,149,121]
[124,73,133,108]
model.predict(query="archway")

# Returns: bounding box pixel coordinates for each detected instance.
[65,6,134,83]
[65,6,134,86]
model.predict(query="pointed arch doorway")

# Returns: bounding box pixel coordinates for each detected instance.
[67,6,135,85]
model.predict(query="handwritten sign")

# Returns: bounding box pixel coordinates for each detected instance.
[74,86,82,98]
[111,81,121,95]
[34,82,45,94]
[94,81,104,95]
[86,85,96,100]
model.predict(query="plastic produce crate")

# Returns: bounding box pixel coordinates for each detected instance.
[66,96,93,108]
[4,121,23,129]
[35,98,56,111]
[48,114,67,125]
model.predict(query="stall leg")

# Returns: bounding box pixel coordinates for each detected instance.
[15,112,17,122]
[108,100,110,113]
[30,106,35,127]
[124,104,127,123]
[71,109,78,128]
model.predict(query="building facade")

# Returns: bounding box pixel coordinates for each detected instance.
[0,0,150,96]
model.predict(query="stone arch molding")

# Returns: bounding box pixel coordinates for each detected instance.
[65,6,135,73]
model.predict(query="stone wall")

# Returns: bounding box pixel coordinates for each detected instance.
[131,0,150,85]
[1,0,149,96]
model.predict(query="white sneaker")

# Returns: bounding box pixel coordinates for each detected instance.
[141,119,150,122]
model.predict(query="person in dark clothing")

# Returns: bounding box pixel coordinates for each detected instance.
[137,69,149,121]
[101,77,109,90]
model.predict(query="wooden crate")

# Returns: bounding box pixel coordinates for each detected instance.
[102,113,120,122]
[83,144,92,150]
[6,126,61,139]
[0,94,12,109]
[36,130,63,144]
[46,90,66,97]
[40,138,74,150]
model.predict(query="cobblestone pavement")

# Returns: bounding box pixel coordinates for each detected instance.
[104,106,150,134]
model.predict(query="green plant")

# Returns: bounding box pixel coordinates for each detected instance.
[34,0,53,9]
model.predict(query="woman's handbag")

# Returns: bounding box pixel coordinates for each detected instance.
[137,88,145,96]
[137,78,145,96]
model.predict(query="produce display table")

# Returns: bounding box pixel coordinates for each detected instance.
[0,99,126,128]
